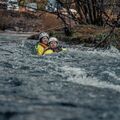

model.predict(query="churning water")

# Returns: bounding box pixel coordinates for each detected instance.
[0,32,120,120]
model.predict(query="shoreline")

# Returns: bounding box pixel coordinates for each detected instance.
[0,30,38,37]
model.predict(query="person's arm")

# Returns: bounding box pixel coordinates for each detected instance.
[36,45,44,55]
[43,49,54,55]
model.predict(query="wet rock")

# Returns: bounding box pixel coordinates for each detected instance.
[27,33,39,40]
[14,26,19,32]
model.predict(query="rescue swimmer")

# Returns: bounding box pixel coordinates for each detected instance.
[43,37,66,55]
[35,32,49,55]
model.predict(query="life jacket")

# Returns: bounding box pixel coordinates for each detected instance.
[43,46,66,55]
[35,43,48,55]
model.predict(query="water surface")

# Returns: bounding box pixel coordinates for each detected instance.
[0,33,120,120]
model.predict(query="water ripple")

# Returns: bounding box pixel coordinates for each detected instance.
[0,33,120,120]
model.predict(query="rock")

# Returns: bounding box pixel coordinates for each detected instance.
[27,33,39,40]
[14,26,19,32]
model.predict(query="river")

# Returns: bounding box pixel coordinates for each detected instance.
[0,33,120,120]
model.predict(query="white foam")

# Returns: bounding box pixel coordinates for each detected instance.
[90,47,120,58]
[61,65,120,92]
[68,46,120,59]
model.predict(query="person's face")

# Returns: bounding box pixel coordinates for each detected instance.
[41,37,48,45]
[49,41,58,49]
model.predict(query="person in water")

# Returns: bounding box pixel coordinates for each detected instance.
[43,37,64,55]
[35,32,49,55]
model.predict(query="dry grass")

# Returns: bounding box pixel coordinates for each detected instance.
[0,10,63,32]
[40,13,63,31]
[71,25,110,39]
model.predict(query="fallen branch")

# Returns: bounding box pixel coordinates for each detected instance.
[94,26,115,49]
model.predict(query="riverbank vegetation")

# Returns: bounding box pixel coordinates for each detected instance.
[0,0,120,50]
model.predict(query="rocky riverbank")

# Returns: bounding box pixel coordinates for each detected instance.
[28,25,120,50]
[0,10,120,50]
[0,10,62,32]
